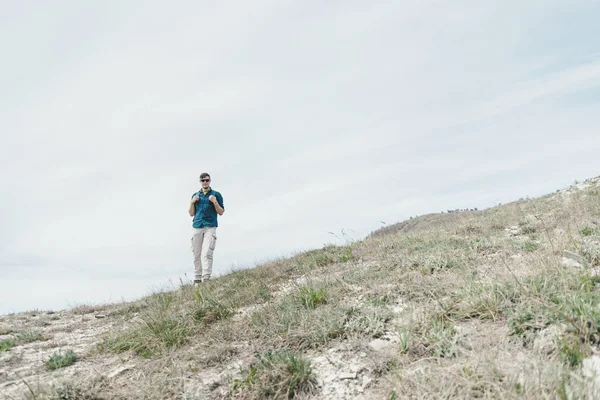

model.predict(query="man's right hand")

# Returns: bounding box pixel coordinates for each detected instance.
[191,194,200,203]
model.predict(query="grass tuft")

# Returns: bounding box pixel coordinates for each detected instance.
[0,338,15,352]
[193,288,234,325]
[46,349,77,370]
[232,349,317,399]
[295,286,328,309]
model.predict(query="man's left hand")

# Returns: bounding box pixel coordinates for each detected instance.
[209,195,217,204]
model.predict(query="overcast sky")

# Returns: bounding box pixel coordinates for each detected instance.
[1,1,599,314]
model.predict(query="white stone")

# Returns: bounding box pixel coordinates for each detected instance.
[563,250,585,264]
[369,338,395,352]
[107,364,135,379]
[582,356,600,386]
[349,364,363,373]
[339,371,357,380]
[561,257,582,269]
[533,324,567,355]
[362,375,372,389]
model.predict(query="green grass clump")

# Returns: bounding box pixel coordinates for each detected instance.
[0,331,45,352]
[559,334,589,367]
[193,298,234,325]
[426,319,458,358]
[106,313,188,358]
[366,294,391,307]
[580,226,598,236]
[295,286,328,309]
[193,288,234,325]
[294,245,355,271]
[46,349,77,370]
[517,240,540,252]
[14,331,45,344]
[343,306,391,338]
[232,350,317,399]
[0,338,15,352]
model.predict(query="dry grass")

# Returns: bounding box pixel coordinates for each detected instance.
[11,176,600,399]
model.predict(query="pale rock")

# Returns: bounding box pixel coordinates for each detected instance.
[349,363,363,374]
[362,375,372,389]
[582,355,600,390]
[107,364,135,378]
[561,257,583,268]
[369,339,394,352]
[339,371,357,380]
[295,276,309,285]
[563,250,585,264]
[505,226,520,236]
[533,324,567,355]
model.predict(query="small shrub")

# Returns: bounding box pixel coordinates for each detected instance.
[232,350,317,399]
[46,349,77,370]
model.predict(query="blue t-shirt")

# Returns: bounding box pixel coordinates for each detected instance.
[191,189,224,228]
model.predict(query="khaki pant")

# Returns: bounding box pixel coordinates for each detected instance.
[191,227,217,281]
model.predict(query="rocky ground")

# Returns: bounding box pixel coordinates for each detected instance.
[2,177,600,399]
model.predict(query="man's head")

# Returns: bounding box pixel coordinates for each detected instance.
[200,172,211,189]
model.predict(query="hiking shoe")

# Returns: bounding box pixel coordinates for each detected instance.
[193,280,202,288]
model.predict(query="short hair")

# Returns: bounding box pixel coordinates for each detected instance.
[200,172,211,180]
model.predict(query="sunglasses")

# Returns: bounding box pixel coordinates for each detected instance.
[200,179,210,182]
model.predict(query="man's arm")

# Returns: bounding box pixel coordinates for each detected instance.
[210,194,224,216]
[189,194,199,216]
[213,202,224,216]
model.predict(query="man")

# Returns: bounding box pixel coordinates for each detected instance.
[188,172,224,286]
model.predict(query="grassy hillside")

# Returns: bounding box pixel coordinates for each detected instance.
[2,176,600,399]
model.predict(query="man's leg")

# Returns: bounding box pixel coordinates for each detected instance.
[201,227,217,281]
[191,229,206,283]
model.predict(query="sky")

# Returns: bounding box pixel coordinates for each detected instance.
[1,0,599,315]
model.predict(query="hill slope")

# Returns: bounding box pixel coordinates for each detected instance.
[2,176,600,399]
